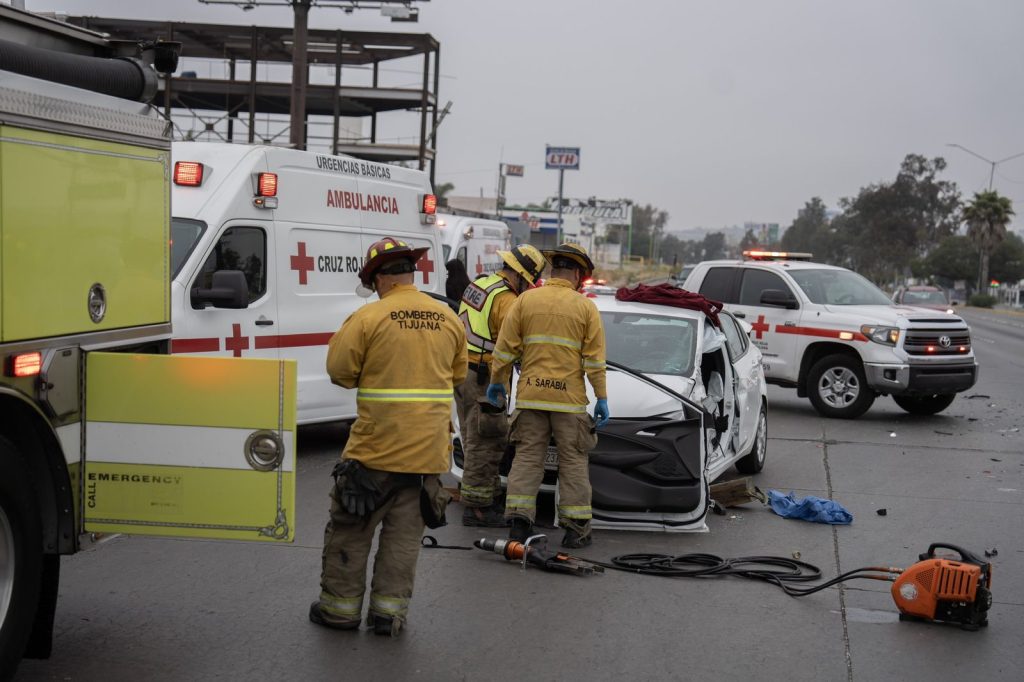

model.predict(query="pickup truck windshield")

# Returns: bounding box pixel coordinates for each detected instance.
[171,218,207,278]
[789,269,893,306]
[904,290,948,305]
[600,311,697,377]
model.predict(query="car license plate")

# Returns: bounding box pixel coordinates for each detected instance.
[543,446,558,470]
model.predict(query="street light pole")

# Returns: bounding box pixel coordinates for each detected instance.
[289,0,311,150]
[946,143,1024,191]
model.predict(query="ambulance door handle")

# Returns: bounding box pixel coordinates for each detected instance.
[733,312,746,319]
[255,318,274,326]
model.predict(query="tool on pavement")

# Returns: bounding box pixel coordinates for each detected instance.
[473,535,604,576]
[891,543,992,630]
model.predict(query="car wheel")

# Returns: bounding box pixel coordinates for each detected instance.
[735,404,767,474]
[0,436,43,680]
[892,393,956,416]
[807,354,875,419]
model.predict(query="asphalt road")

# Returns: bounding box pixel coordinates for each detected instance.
[16,310,1024,681]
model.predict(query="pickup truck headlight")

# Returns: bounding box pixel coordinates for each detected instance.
[860,325,900,346]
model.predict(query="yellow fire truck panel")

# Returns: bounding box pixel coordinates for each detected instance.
[83,353,297,542]
[0,126,169,342]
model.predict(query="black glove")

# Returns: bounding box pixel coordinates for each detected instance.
[332,459,383,517]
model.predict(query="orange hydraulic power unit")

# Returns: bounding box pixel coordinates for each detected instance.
[892,543,993,630]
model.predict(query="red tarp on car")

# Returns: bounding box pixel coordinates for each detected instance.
[615,283,724,328]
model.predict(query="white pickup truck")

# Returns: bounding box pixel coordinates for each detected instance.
[682,252,978,419]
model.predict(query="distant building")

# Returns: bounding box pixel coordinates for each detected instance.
[502,198,632,265]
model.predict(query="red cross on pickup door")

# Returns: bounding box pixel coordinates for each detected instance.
[751,314,770,339]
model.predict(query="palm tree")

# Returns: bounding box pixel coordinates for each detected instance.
[962,190,1015,292]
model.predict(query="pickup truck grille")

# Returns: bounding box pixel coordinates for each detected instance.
[903,329,971,356]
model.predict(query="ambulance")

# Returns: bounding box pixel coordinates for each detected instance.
[1,9,297,675]
[168,142,443,424]
[436,213,511,282]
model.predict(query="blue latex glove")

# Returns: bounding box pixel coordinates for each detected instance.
[486,383,507,408]
[593,398,610,427]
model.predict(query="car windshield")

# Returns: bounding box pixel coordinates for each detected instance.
[171,218,207,278]
[788,269,893,306]
[600,311,697,377]
[904,290,948,305]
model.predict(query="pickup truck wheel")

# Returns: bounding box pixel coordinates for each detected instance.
[893,393,956,416]
[807,354,875,419]
[0,437,43,680]
[735,405,767,474]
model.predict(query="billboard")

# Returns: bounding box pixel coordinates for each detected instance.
[545,146,580,170]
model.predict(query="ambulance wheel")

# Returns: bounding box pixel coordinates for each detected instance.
[807,354,875,419]
[735,404,767,474]
[892,393,956,416]
[0,436,43,680]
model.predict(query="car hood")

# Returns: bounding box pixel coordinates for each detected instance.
[820,304,962,326]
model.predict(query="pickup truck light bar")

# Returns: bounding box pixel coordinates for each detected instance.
[743,250,813,261]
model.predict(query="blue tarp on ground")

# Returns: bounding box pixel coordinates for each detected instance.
[767,490,853,525]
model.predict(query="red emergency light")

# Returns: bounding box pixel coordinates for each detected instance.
[173,161,204,186]
[422,194,437,215]
[8,351,42,377]
[257,173,278,197]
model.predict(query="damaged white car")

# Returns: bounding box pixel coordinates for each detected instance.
[451,292,769,533]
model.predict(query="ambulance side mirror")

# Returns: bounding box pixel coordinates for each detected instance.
[760,289,798,309]
[192,270,249,309]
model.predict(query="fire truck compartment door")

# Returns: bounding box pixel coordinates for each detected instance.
[84,353,297,542]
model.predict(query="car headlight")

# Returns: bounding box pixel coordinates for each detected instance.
[946,308,954,315]
[860,325,900,345]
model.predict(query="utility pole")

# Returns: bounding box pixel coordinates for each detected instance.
[946,143,1024,191]
[289,0,311,149]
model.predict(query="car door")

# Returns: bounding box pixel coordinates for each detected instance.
[731,267,801,378]
[719,311,759,455]
[173,222,280,364]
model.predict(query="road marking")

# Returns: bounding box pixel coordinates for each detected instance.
[974,335,996,344]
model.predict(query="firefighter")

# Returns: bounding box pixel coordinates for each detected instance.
[487,242,609,548]
[456,244,547,527]
[309,238,467,636]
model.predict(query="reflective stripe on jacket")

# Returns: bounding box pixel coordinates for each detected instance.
[490,278,607,412]
[327,284,468,473]
[457,272,516,363]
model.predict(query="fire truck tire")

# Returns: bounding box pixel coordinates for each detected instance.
[735,404,767,474]
[892,393,956,416]
[807,354,876,419]
[0,436,43,680]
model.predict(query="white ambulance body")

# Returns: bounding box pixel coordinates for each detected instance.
[437,213,511,280]
[170,142,443,424]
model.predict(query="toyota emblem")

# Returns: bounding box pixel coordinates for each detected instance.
[88,283,107,323]
[938,335,952,348]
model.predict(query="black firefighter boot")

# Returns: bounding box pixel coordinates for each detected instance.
[561,519,592,549]
[509,517,534,542]
[462,504,509,528]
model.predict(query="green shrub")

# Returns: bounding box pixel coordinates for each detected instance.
[968,293,997,308]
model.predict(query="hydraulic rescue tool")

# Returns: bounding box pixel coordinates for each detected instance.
[473,536,604,576]
[467,536,993,629]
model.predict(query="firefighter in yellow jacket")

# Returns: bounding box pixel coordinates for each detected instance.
[487,242,609,548]
[310,238,467,636]
[456,244,546,527]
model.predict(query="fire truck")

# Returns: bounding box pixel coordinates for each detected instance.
[0,8,296,676]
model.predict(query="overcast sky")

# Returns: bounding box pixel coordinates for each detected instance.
[34,0,1024,232]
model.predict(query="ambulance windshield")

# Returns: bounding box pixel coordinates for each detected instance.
[171,218,207,278]
[789,269,892,306]
[601,312,697,377]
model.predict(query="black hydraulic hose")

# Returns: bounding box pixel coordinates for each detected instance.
[0,38,155,102]
[581,552,895,597]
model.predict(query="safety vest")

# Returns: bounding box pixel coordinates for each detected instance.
[458,273,510,355]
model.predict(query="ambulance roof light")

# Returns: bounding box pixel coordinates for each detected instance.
[743,250,813,261]
[173,161,204,187]
[422,194,437,215]
[8,351,42,378]
[257,172,278,197]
